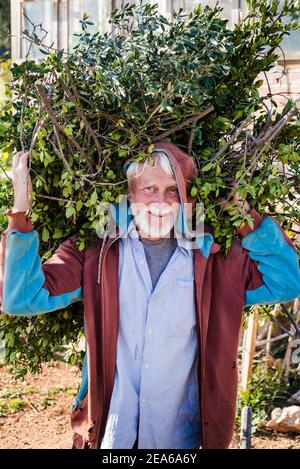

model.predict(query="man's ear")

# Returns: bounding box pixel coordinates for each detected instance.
[127,181,135,203]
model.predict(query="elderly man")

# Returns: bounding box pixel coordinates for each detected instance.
[0,141,299,450]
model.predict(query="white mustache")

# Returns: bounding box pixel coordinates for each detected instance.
[130,202,180,238]
[147,207,175,217]
[134,203,179,217]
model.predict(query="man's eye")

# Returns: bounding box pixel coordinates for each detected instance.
[168,187,178,193]
[144,186,154,192]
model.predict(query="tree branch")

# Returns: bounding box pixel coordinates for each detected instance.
[58,74,102,163]
[35,82,87,161]
[153,105,214,142]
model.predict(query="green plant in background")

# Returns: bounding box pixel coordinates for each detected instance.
[0,384,78,415]
[0,59,11,109]
[0,388,28,416]
[0,308,85,376]
[236,361,290,433]
[0,0,299,375]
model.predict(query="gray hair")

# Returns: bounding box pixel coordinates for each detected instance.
[125,151,174,191]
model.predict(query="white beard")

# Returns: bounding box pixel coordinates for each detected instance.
[130,202,180,239]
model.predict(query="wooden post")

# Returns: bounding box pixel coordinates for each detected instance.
[240,308,259,392]
[240,406,252,449]
[282,299,300,383]
[10,0,22,63]
[265,322,273,358]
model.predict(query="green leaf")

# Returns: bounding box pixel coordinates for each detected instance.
[76,200,83,211]
[53,228,62,239]
[190,186,197,197]
[66,206,76,218]
[63,126,74,137]
[232,219,243,226]
[90,190,98,205]
[63,186,72,197]
[39,48,49,55]
[202,162,213,172]
[42,227,50,242]
[215,165,221,176]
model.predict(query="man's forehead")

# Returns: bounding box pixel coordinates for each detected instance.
[141,177,177,185]
[135,166,176,184]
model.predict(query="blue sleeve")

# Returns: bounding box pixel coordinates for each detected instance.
[2,229,83,316]
[243,217,300,307]
[71,351,88,410]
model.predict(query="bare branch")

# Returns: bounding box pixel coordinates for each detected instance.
[58,76,102,163]
[35,82,87,161]
[153,105,214,142]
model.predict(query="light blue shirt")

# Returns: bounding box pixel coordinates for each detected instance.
[99,221,201,449]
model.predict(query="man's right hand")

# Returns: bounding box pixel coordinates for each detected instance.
[11,151,33,213]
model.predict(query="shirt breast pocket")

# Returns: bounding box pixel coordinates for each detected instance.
[167,279,197,338]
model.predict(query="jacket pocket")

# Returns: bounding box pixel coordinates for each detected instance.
[167,279,196,338]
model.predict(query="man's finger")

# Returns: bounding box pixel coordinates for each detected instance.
[19,152,30,166]
[12,151,23,166]
[12,151,30,168]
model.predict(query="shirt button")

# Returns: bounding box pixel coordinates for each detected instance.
[144,363,149,369]
[139,259,144,265]
[148,329,152,335]
[141,398,146,404]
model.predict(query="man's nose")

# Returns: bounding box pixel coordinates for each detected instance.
[152,191,167,204]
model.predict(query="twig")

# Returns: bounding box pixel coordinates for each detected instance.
[93,178,128,187]
[289,228,300,234]
[35,83,87,160]
[188,128,195,155]
[239,332,288,351]
[23,395,39,413]
[52,127,75,176]
[7,33,72,57]
[281,302,300,337]
[256,98,300,145]
[37,194,75,203]
[58,75,102,163]
[210,113,253,163]
[29,115,50,154]
[0,164,12,182]
[153,105,214,141]
[223,99,300,204]
[0,97,18,115]
[26,112,49,178]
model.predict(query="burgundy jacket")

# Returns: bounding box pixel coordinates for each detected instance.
[0,141,299,449]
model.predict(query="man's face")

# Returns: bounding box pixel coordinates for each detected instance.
[129,164,180,240]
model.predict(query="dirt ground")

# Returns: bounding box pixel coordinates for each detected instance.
[0,360,80,449]
[0,360,299,449]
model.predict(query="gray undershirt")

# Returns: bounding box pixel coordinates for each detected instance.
[139,234,178,290]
